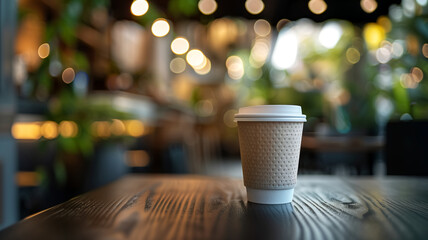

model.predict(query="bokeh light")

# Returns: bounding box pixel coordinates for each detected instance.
[40,121,58,139]
[12,122,41,140]
[276,19,291,31]
[319,22,343,49]
[422,43,428,58]
[226,56,244,80]
[194,58,211,75]
[110,119,126,136]
[400,73,419,88]
[308,0,327,15]
[245,0,265,15]
[62,67,75,84]
[126,150,150,167]
[170,57,186,74]
[363,23,385,50]
[186,49,205,67]
[37,43,50,59]
[417,0,427,6]
[130,0,149,16]
[346,48,361,64]
[377,16,391,32]
[361,0,378,13]
[376,41,393,63]
[59,121,78,138]
[271,28,298,70]
[198,0,217,15]
[125,120,145,137]
[250,39,270,67]
[91,121,111,138]
[392,41,404,58]
[411,67,423,82]
[151,18,170,37]
[171,37,190,55]
[254,19,271,37]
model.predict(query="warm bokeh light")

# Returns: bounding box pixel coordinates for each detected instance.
[91,121,111,138]
[377,16,391,32]
[361,0,378,13]
[130,0,149,16]
[400,73,419,89]
[319,22,343,49]
[363,23,385,50]
[198,0,217,15]
[196,100,215,116]
[245,0,265,15]
[62,67,75,84]
[276,19,291,31]
[110,119,126,136]
[126,150,150,167]
[125,120,145,137]
[250,39,270,67]
[308,0,327,15]
[40,121,58,139]
[59,121,78,138]
[422,43,428,58]
[12,122,41,140]
[346,48,361,64]
[186,49,205,67]
[170,57,187,74]
[226,56,244,80]
[411,67,423,82]
[194,58,211,75]
[16,171,40,187]
[37,43,50,59]
[151,18,170,37]
[171,37,190,55]
[254,19,271,37]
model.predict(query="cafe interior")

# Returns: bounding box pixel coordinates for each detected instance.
[0,0,427,230]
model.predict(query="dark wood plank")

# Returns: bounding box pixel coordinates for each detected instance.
[1,175,428,240]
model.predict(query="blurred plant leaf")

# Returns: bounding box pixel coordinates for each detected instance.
[168,0,198,17]
[393,80,410,114]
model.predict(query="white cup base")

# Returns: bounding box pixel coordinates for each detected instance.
[246,187,294,204]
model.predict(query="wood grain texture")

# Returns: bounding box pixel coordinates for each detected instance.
[1,175,428,240]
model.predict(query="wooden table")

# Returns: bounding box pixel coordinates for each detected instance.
[1,175,428,240]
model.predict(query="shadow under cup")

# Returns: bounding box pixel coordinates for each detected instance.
[234,105,306,204]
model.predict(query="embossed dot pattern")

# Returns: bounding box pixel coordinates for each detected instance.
[237,122,304,190]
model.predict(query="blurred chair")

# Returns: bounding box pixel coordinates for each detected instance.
[385,121,428,176]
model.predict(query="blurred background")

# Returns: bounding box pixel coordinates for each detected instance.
[0,0,427,228]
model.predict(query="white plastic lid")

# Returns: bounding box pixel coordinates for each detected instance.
[234,105,306,122]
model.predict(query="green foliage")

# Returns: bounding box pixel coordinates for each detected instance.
[168,0,198,17]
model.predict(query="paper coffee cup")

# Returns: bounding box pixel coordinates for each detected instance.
[235,105,306,204]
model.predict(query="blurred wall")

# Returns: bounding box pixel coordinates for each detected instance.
[0,0,18,229]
